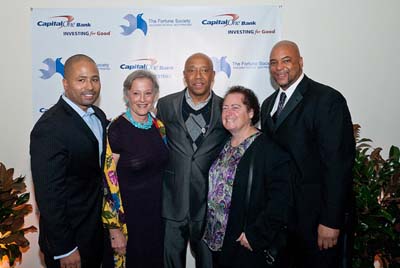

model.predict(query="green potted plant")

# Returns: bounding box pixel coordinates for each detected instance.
[0,162,37,267]
[352,124,400,268]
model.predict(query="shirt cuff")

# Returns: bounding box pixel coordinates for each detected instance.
[54,246,78,260]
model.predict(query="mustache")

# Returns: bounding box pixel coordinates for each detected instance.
[81,90,97,95]
[276,68,290,75]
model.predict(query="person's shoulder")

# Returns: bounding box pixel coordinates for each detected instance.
[108,114,125,131]
[212,91,223,101]
[304,76,347,102]
[246,132,268,153]
[261,89,277,107]
[31,102,65,137]
[305,76,342,96]
[33,101,64,126]
[245,134,273,163]
[158,90,184,104]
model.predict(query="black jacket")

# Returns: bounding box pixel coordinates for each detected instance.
[30,97,107,261]
[218,133,293,266]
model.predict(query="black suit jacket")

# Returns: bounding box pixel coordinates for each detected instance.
[30,97,107,260]
[218,133,292,266]
[261,75,355,237]
[157,89,229,221]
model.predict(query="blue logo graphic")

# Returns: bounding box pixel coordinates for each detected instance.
[120,13,148,36]
[39,57,65,79]
[212,56,231,78]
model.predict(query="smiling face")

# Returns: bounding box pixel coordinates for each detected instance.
[222,93,254,136]
[62,59,100,111]
[125,77,156,122]
[183,53,215,103]
[269,41,303,90]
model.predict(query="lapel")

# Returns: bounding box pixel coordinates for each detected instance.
[59,97,99,147]
[173,90,188,133]
[203,91,220,139]
[273,75,309,131]
[93,106,108,168]
[264,90,278,132]
[172,89,195,154]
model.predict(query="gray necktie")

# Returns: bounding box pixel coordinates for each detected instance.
[273,92,287,122]
[276,92,287,117]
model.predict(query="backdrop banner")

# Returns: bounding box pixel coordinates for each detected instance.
[31,6,281,121]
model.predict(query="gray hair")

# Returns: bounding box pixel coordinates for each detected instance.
[123,70,160,97]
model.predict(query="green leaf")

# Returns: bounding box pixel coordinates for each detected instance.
[379,210,394,222]
[389,145,400,162]
[15,193,29,205]
[0,162,37,266]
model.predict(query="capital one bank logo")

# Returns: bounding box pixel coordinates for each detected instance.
[212,56,231,78]
[202,13,240,27]
[39,57,65,79]
[120,58,158,70]
[37,15,74,28]
[120,13,148,36]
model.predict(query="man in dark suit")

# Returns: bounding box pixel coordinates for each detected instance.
[157,53,229,268]
[30,54,106,268]
[261,40,355,268]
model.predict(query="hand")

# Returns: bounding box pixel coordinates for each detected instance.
[109,228,127,255]
[317,224,340,250]
[60,250,81,268]
[236,232,253,251]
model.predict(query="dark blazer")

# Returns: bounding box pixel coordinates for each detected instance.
[261,75,355,241]
[218,133,292,267]
[30,97,107,262]
[157,89,229,221]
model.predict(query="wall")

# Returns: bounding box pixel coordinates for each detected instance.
[1,0,398,267]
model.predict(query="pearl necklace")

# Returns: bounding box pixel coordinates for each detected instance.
[125,109,152,130]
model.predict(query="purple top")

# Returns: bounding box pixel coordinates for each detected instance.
[203,132,260,251]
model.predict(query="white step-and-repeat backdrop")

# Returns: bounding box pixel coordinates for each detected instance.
[31,6,281,121]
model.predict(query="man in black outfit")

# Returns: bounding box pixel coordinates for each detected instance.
[261,40,355,268]
[30,54,106,268]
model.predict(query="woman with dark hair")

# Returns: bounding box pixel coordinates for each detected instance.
[203,86,292,268]
[103,70,168,268]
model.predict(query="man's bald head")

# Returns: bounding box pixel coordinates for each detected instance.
[63,54,97,80]
[270,40,301,59]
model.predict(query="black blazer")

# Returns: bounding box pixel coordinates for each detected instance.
[30,97,107,260]
[218,133,292,266]
[157,89,229,221]
[261,75,355,235]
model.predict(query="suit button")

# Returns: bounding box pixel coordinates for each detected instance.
[191,156,195,161]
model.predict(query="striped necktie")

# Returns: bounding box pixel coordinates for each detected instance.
[272,92,287,122]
